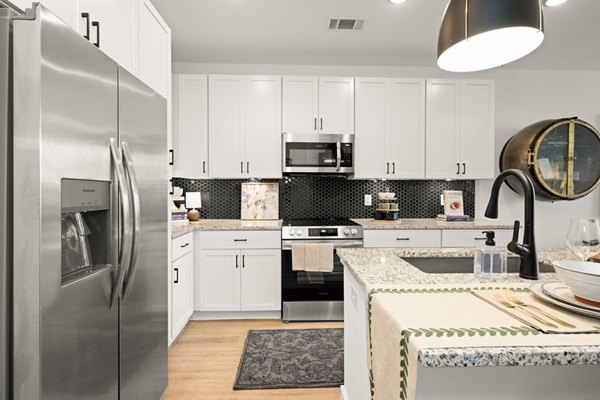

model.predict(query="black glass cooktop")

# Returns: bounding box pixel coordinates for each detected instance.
[283,218,360,227]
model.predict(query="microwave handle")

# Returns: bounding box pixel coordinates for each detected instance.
[336,142,341,171]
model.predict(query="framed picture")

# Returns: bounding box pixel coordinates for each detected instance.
[241,182,279,220]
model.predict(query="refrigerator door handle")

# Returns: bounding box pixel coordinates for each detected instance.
[109,138,133,308]
[121,141,141,300]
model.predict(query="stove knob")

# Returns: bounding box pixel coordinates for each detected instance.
[294,229,302,236]
[350,228,358,236]
[289,229,296,236]
[343,228,350,236]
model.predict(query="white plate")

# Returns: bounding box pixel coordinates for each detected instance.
[529,283,600,320]
[541,282,600,312]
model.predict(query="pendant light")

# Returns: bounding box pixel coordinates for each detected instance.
[437,0,544,72]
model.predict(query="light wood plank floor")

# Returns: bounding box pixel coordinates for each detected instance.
[165,320,344,400]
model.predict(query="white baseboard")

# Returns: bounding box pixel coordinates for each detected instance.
[191,310,281,320]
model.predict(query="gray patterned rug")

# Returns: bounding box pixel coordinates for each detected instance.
[233,328,344,390]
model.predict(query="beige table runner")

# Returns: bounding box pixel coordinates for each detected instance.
[369,285,600,400]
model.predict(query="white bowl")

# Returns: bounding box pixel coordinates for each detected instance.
[378,192,396,200]
[551,260,600,303]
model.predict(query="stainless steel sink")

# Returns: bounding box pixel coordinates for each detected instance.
[402,257,555,274]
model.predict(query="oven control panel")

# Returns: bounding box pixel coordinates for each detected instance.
[309,228,338,237]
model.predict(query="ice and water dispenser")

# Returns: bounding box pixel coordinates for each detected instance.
[61,179,112,285]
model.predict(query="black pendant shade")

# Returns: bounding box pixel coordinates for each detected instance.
[437,0,544,72]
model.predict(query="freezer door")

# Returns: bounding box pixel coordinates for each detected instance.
[118,66,168,399]
[12,5,119,400]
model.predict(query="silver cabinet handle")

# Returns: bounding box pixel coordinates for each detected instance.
[109,138,133,309]
[121,142,141,301]
[396,238,410,241]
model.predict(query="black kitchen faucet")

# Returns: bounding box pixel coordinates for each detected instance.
[484,169,539,280]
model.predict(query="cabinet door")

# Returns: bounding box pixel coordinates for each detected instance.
[245,76,282,178]
[441,229,513,248]
[354,78,388,179]
[460,80,495,179]
[282,76,318,134]
[240,250,281,311]
[197,250,241,311]
[171,251,193,339]
[77,0,134,72]
[208,75,245,178]
[388,79,426,179]
[318,77,355,134]
[173,74,208,178]
[136,0,171,98]
[363,229,442,248]
[425,79,461,179]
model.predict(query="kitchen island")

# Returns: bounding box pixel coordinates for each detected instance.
[338,248,600,400]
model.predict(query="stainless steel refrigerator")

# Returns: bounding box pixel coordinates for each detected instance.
[1,4,168,399]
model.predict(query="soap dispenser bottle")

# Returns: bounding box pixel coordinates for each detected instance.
[474,231,508,280]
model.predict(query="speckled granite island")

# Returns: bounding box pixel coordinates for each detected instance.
[338,248,600,400]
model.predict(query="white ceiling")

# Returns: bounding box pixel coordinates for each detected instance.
[151,0,600,71]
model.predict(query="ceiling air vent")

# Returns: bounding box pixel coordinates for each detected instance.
[328,18,366,30]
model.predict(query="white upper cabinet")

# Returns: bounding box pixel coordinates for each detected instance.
[245,76,282,179]
[425,79,494,180]
[77,0,134,72]
[209,75,246,179]
[208,75,282,179]
[282,76,354,134]
[318,77,355,134]
[136,0,171,99]
[172,74,208,178]
[282,76,319,134]
[355,78,425,179]
[459,80,495,179]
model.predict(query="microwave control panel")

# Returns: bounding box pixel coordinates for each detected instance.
[341,143,353,167]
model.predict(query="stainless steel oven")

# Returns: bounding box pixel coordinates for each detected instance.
[281,219,363,321]
[282,133,354,174]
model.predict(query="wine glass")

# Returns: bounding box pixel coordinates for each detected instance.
[566,218,600,261]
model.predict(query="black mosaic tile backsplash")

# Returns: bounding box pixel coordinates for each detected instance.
[172,176,475,220]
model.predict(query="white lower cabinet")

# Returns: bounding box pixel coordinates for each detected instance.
[196,249,281,312]
[441,229,513,248]
[364,229,441,248]
[170,232,194,344]
[194,230,282,315]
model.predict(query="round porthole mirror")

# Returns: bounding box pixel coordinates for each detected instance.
[500,117,600,201]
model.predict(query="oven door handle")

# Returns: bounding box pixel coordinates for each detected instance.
[281,240,363,250]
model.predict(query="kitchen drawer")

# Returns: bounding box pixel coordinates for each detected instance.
[197,230,281,250]
[364,229,441,248]
[441,229,513,248]
[172,232,194,261]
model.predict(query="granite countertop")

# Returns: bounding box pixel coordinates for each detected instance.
[172,219,283,239]
[338,247,600,369]
[352,218,514,230]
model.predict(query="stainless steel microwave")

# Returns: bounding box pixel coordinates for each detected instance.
[282,133,354,174]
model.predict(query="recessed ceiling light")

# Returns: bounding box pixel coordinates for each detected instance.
[389,0,407,4]
[544,0,568,6]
